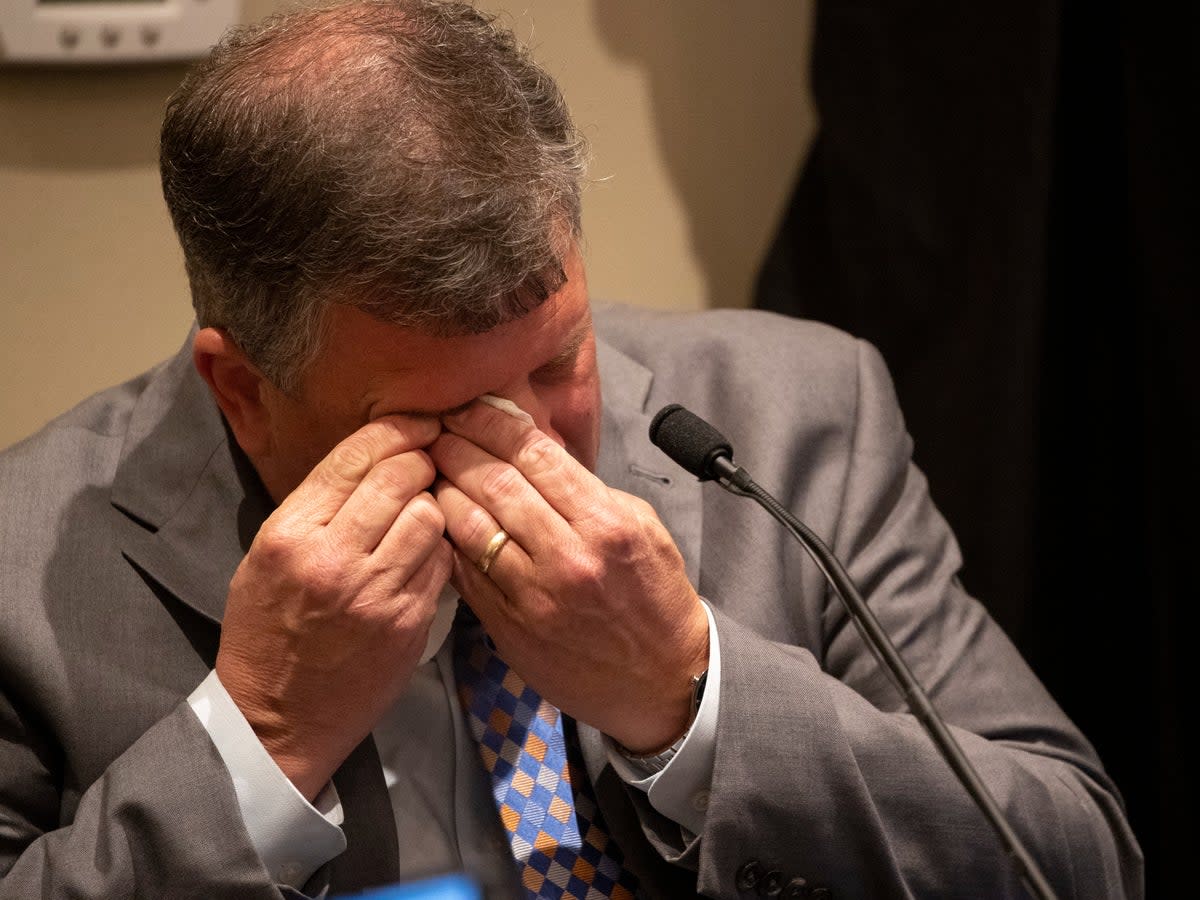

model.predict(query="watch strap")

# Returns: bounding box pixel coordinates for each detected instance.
[617,669,709,776]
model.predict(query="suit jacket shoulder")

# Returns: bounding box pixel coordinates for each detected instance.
[592,302,1141,899]
[594,303,865,409]
[0,345,291,897]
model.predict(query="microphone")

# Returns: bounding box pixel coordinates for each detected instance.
[648,404,1058,900]
[647,404,732,481]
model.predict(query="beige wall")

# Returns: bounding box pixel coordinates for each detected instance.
[0,1,815,450]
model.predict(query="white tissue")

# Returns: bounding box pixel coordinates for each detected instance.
[419,583,459,664]
[478,394,535,425]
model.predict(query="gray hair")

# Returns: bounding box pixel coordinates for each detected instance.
[160,0,587,392]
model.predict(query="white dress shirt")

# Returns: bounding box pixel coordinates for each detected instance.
[187,602,721,889]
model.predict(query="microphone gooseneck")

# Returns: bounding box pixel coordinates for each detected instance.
[648,403,1058,900]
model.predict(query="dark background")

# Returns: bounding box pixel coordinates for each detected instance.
[755,1,1194,893]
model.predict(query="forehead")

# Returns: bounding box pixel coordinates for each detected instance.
[299,267,592,419]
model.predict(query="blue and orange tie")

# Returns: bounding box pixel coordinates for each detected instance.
[455,626,641,900]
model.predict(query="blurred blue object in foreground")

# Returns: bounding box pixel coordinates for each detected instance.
[334,872,482,900]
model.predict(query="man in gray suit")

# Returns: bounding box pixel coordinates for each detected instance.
[0,1,1141,898]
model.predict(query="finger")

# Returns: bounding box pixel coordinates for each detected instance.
[440,401,605,523]
[395,535,454,626]
[374,535,454,664]
[326,450,436,553]
[371,491,449,587]
[283,415,442,528]
[432,479,533,588]
[428,431,570,553]
[449,546,517,635]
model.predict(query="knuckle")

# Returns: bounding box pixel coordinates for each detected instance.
[372,413,440,446]
[648,519,679,555]
[590,492,669,561]
[429,431,466,469]
[603,526,640,562]
[580,500,626,544]
[468,410,507,445]
[598,509,654,562]
[391,601,432,644]
[560,552,604,591]
[626,494,659,520]
[478,462,523,506]
[250,523,299,567]
[365,461,410,502]
[325,419,439,482]
[368,451,434,500]
[514,432,562,474]
[297,545,344,596]
[325,437,375,483]
[404,493,446,539]
[593,504,625,534]
[459,506,496,549]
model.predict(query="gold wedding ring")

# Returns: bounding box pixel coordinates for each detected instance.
[476,529,510,575]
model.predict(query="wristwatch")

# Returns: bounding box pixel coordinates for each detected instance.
[619,669,708,776]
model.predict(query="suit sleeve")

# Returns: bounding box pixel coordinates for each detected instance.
[627,338,1143,899]
[0,692,321,899]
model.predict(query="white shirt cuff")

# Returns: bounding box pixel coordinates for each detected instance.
[187,670,347,888]
[607,600,721,836]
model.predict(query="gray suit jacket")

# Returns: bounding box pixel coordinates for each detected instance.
[0,306,1141,898]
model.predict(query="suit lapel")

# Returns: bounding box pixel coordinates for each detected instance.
[108,338,401,893]
[594,338,704,585]
[109,335,268,630]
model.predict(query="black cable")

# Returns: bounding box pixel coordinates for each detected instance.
[708,455,1057,900]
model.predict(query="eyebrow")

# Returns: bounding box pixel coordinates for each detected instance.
[386,319,592,419]
[539,319,590,371]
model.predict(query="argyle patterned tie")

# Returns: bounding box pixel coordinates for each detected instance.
[455,625,640,900]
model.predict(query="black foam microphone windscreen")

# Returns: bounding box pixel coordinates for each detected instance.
[648,404,733,480]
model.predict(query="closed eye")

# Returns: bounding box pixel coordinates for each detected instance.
[532,325,589,384]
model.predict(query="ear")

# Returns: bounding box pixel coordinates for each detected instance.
[192,327,272,459]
